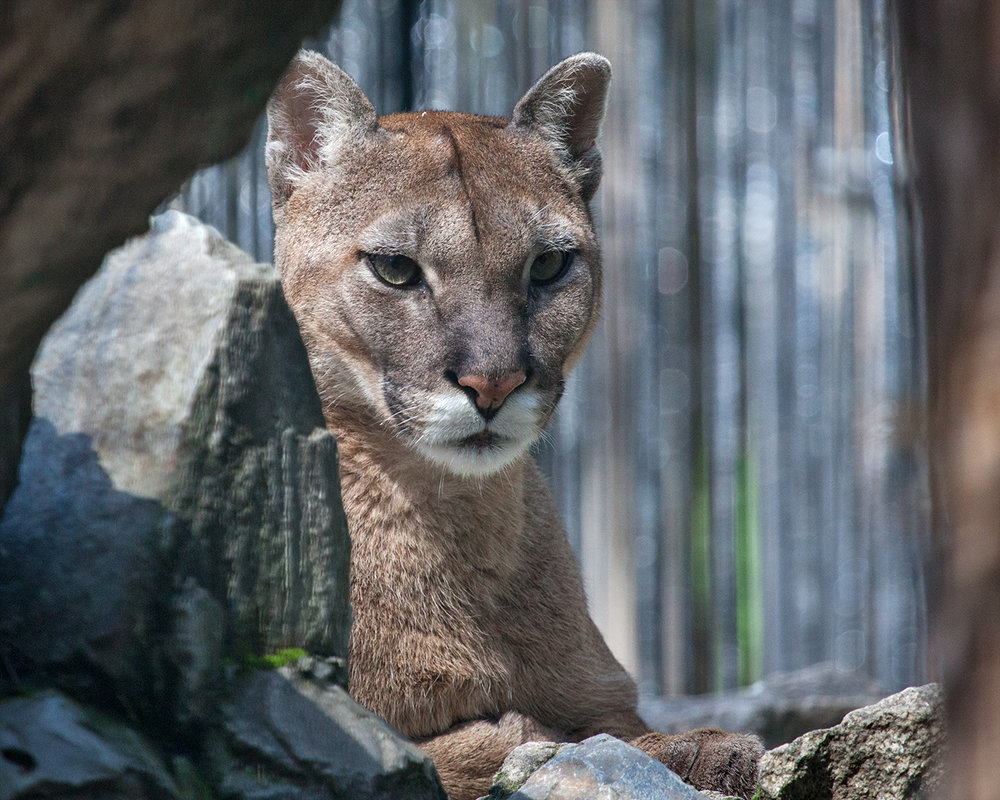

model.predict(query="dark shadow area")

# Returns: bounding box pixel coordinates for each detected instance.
[0,418,182,738]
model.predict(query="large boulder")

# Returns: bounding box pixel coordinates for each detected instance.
[0,211,350,731]
[756,683,943,800]
[485,735,707,800]
[0,0,342,509]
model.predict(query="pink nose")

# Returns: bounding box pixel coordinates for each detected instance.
[457,369,527,411]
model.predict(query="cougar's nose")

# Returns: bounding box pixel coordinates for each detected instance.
[455,369,527,418]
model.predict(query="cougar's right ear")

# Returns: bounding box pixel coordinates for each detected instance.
[266,50,377,210]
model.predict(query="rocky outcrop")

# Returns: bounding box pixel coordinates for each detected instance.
[0,213,444,800]
[0,211,333,709]
[639,663,888,748]
[482,684,943,800]
[757,683,943,800]
[0,664,446,800]
[0,0,342,510]
[0,212,350,725]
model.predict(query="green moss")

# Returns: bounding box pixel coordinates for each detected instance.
[247,648,308,670]
[230,648,308,672]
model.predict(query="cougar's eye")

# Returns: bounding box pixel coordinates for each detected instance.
[529,250,573,285]
[366,253,421,288]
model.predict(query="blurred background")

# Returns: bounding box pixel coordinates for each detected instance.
[171,0,929,698]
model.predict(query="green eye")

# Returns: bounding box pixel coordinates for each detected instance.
[367,253,421,287]
[530,250,573,285]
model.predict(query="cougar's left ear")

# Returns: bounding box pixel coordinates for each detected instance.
[511,53,611,202]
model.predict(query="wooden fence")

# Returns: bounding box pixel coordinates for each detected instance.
[173,0,929,696]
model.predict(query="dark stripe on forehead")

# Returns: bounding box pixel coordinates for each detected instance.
[440,124,481,245]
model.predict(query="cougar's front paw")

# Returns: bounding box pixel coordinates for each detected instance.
[630,727,763,800]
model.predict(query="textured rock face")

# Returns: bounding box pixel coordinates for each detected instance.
[0,212,350,725]
[757,683,944,800]
[486,735,706,800]
[221,667,445,800]
[0,692,182,800]
[640,663,888,748]
[0,0,342,509]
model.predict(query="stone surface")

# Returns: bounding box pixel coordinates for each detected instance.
[0,691,181,800]
[756,683,944,800]
[0,0,343,510]
[0,212,350,727]
[639,663,888,748]
[220,668,446,800]
[488,741,565,797]
[169,578,226,728]
[487,734,705,800]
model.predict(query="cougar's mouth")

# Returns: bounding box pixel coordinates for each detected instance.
[414,390,542,476]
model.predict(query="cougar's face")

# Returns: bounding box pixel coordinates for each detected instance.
[276,114,601,477]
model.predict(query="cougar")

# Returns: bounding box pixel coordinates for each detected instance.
[266,49,762,800]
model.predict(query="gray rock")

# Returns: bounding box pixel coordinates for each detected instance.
[491,734,705,800]
[639,663,888,748]
[0,691,179,800]
[757,683,943,800]
[220,668,445,799]
[290,655,349,687]
[487,741,565,797]
[0,212,350,725]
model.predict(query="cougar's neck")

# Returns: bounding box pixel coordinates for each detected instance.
[330,420,531,554]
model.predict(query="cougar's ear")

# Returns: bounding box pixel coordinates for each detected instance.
[266,50,378,210]
[511,52,611,202]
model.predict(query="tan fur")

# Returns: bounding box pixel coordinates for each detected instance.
[267,50,762,800]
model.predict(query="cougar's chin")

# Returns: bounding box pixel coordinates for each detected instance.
[414,392,542,477]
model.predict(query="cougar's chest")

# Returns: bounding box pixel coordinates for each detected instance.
[339,454,532,735]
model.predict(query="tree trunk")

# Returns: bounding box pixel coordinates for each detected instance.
[893,4,1000,797]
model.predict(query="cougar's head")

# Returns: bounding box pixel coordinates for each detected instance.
[266,51,610,477]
